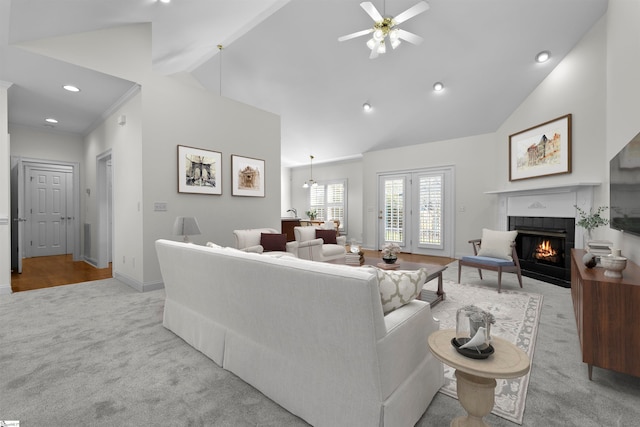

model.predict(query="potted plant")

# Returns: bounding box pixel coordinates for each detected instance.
[575,205,609,241]
[305,209,317,220]
[381,242,401,264]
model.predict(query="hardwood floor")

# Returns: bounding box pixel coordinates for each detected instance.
[11,254,113,293]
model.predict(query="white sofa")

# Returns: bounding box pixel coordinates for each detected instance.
[155,239,443,427]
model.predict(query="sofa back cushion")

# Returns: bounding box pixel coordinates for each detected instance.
[315,228,337,245]
[261,233,287,252]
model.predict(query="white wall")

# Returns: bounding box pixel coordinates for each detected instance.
[605,0,640,264]
[362,133,496,255]
[15,23,282,289]
[84,91,143,283]
[0,83,10,294]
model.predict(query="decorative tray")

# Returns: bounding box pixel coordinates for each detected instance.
[451,337,495,359]
[376,262,400,270]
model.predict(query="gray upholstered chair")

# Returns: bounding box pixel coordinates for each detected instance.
[233,228,297,256]
[293,225,347,262]
[458,229,523,293]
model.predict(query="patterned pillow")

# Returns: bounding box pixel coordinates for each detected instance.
[260,233,287,252]
[315,228,337,245]
[373,268,427,314]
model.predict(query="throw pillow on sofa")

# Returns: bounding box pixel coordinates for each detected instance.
[315,229,337,245]
[260,233,288,252]
[369,267,427,315]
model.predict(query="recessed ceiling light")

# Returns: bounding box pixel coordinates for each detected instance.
[433,82,444,92]
[63,85,80,92]
[363,102,372,112]
[157,0,171,3]
[45,117,58,124]
[535,50,551,63]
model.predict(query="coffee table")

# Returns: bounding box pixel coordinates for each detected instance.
[428,329,530,427]
[330,256,447,307]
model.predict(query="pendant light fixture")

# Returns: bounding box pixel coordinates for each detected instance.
[218,44,223,96]
[302,155,318,188]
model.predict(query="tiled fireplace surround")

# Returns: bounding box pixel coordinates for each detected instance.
[488,183,599,286]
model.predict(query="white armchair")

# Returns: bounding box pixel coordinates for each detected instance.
[233,228,298,256]
[294,226,347,262]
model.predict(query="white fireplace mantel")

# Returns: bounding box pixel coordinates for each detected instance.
[486,182,601,249]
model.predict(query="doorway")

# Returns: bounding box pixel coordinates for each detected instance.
[377,166,454,257]
[10,157,81,274]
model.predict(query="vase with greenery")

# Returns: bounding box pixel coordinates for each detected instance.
[575,205,609,241]
[305,209,317,220]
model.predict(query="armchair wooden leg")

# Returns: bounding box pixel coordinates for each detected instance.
[517,271,523,288]
[458,262,462,284]
[477,269,483,280]
[497,270,502,293]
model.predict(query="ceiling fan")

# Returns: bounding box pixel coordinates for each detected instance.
[338,1,430,59]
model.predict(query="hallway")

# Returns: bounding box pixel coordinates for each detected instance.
[11,254,112,292]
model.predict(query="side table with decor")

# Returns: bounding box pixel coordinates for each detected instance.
[428,329,530,427]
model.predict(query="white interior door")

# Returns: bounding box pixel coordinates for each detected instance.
[378,167,454,257]
[26,167,71,257]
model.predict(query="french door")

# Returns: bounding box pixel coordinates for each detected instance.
[378,167,454,257]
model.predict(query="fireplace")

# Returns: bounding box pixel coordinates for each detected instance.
[508,216,575,287]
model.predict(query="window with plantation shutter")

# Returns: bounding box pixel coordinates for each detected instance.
[418,174,442,245]
[309,180,347,233]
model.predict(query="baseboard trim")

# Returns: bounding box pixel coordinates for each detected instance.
[0,283,12,295]
[114,271,164,292]
[83,256,98,267]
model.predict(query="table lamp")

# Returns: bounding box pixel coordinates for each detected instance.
[173,216,201,243]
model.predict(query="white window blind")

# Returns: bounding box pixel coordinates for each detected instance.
[418,174,442,245]
[309,180,347,232]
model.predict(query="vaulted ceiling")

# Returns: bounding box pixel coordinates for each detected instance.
[0,0,608,166]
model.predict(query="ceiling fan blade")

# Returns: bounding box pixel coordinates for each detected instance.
[397,29,424,45]
[393,1,430,24]
[360,2,383,22]
[338,28,374,42]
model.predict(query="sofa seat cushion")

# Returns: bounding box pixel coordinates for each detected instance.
[369,267,428,315]
[261,233,287,252]
[461,255,514,267]
[322,243,346,258]
[315,228,337,245]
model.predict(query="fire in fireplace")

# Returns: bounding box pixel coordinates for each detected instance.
[534,240,559,263]
[509,216,575,287]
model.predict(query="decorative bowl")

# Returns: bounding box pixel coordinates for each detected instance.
[600,255,627,278]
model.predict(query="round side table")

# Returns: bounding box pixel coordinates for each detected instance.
[428,329,530,427]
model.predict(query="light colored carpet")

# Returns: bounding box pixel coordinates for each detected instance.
[428,281,543,425]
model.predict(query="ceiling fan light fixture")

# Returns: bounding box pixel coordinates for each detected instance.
[366,38,376,50]
[433,82,444,91]
[391,38,401,49]
[535,50,551,63]
[377,41,386,54]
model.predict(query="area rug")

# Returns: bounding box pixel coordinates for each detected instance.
[428,280,543,425]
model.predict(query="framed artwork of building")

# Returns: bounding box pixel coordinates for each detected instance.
[177,145,222,195]
[231,155,265,197]
[509,114,572,181]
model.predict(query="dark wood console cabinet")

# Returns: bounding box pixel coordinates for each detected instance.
[570,249,640,379]
[281,218,300,242]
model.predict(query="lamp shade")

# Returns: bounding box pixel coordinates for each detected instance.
[173,216,201,242]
